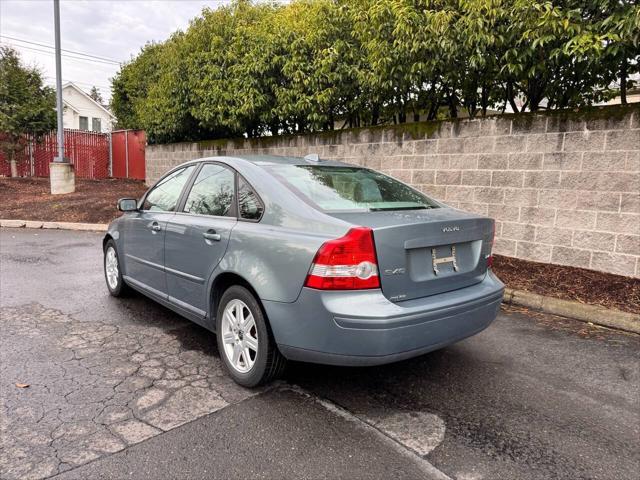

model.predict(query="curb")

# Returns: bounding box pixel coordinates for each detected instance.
[0,219,108,232]
[503,288,640,334]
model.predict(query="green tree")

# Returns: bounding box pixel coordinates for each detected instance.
[350,0,417,124]
[139,32,208,143]
[184,1,276,138]
[0,47,56,177]
[448,0,511,117]
[599,1,640,104]
[502,0,629,111]
[89,86,103,105]
[110,42,164,130]
[271,0,361,132]
[110,0,639,143]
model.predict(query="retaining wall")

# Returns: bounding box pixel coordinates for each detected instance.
[146,105,640,277]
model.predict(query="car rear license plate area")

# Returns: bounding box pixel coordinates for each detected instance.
[431,245,459,275]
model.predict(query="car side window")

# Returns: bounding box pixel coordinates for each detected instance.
[183,163,235,217]
[143,165,196,212]
[238,176,264,221]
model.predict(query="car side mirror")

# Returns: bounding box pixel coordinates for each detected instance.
[117,198,138,212]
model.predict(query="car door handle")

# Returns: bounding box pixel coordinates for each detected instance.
[150,222,162,232]
[203,230,221,242]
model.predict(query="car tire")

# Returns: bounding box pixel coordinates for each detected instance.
[104,239,131,297]
[216,285,286,387]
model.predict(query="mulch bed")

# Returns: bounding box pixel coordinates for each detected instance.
[0,177,148,224]
[493,255,640,315]
[1,176,637,314]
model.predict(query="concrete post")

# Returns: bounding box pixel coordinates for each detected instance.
[50,0,75,194]
[49,162,75,194]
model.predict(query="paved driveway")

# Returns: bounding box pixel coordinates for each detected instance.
[1,229,638,480]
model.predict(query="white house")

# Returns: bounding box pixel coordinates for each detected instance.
[60,82,115,133]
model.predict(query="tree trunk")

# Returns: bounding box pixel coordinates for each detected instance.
[467,101,477,119]
[481,85,489,116]
[620,56,628,105]
[427,87,440,120]
[528,76,546,112]
[448,93,458,119]
[506,81,519,113]
[371,104,380,126]
[397,95,407,124]
[427,103,438,121]
[528,86,541,111]
[269,120,279,136]
[9,152,18,178]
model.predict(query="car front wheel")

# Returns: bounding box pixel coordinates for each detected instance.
[216,285,286,387]
[104,239,130,297]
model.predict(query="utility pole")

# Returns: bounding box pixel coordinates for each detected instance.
[50,0,75,194]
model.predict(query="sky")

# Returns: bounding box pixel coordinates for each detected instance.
[0,0,229,102]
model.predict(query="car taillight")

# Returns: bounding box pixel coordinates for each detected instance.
[487,221,495,269]
[305,227,380,290]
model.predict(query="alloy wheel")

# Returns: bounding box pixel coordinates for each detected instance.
[221,299,259,373]
[105,246,119,290]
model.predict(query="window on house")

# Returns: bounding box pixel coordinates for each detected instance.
[79,116,88,130]
[92,118,101,132]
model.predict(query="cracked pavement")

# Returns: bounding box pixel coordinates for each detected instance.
[1,228,639,480]
[0,302,257,479]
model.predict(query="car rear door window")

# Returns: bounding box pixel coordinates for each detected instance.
[143,165,196,212]
[238,177,264,221]
[183,163,235,217]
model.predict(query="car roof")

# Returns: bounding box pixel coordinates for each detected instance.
[185,154,354,168]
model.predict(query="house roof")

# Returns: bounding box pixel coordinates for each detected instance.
[62,99,79,113]
[61,82,114,119]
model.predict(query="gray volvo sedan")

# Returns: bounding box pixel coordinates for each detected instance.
[103,155,504,386]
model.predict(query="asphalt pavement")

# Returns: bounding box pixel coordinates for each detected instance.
[1,228,638,480]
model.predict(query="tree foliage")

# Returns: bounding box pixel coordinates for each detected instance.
[110,0,640,143]
[89,86,104,105]
[0,47,56,176]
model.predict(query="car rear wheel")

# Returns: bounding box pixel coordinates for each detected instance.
[216,285,286,387]
[104,239,130,297]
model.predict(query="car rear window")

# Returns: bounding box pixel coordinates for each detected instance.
[268,165,439,212]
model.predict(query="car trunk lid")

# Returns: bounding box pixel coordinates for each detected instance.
[329,208,494,302]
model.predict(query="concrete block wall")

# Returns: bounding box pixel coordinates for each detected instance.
[146,105,640,277]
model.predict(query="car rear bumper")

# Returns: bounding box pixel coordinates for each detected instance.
[263,271,504,366]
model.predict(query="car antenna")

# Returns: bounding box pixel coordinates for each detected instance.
[304,153,321,162]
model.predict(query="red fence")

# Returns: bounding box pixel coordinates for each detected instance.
[1,129,146,180]
[111,130,146,180]
[0,138,30,177]
[0,129,110,179]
